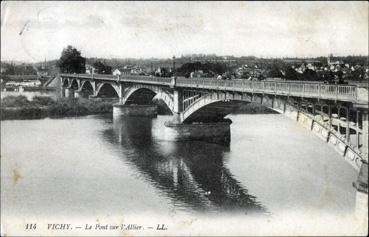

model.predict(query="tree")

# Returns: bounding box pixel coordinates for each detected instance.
[57,45,86,73]
[267,65,283,78]
[93,61,112,74]
[177,61,228,77]
[284,67,298,80]
[2,63,37,75]
[352,67,365,81]
[302,68,317,81]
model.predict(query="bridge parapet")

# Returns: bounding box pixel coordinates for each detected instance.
[357,87,368,104]
[175,78,360,102]
[60,74,365,103]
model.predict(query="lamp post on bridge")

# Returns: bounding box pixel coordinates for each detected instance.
[172,56,176,72]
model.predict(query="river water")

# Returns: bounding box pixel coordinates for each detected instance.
[1,113,363,235]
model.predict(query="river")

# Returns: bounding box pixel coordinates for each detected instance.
[1,113,362,235]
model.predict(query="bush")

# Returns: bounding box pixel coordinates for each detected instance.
[32,96,56,106]
[1,95,30,107]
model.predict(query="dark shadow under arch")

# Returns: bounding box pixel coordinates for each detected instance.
[97,83,119,98]
[80,81,94,98]
[62,79,69,88]
[125,88,156,105]
[126,88,173,115]
[183,99,278,124]
[70,79,79,90]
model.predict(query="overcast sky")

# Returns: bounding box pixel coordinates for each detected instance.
[1,1,368,62]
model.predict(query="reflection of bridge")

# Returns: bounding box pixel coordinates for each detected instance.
[103,116,267,214]
[60,74,368,170]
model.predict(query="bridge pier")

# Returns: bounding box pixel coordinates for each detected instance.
[113,103,157,117]
[172,89,183,124]
[164,120,232,145]
[74,90,82,98]
[60,88,66,98]
[64,88,75,98]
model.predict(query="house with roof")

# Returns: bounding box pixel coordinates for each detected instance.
[112,68,132,76]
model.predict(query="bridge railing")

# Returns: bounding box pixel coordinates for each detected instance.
[121,75,172,85]
[60,74,358,102]
[60,73,173,86]
[175,77,357,101]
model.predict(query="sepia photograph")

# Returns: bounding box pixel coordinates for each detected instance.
[1,1,368,236]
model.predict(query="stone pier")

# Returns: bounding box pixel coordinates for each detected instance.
[74,90,82,98]
[64,88,74,98]
[164,120,232,145]
[113,104,157,117]
[60,88,66,98]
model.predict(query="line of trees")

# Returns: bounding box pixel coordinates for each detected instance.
[1,63,37,75]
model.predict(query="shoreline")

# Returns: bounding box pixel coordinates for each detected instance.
[1,95,277,121]
[1,96,115,120]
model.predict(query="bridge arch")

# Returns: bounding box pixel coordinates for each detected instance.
[80,80,95,97]
[62,78,70,88]
[70,79,79,90]
[95,82,120,98]
[181,92,277,123]
[122,85,174,113]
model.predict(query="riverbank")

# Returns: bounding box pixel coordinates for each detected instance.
[1,95,277,120]
[1,96,114,120]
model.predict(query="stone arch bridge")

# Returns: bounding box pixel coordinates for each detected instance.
[60,73,368,174]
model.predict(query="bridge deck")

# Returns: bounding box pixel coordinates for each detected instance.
[61,74,364,102]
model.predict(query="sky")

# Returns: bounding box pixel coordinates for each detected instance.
[1,1,368,62]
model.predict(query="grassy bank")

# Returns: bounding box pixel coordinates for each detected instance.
[1,96,114,120]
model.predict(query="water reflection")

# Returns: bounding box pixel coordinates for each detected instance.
[101,116,267,215]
